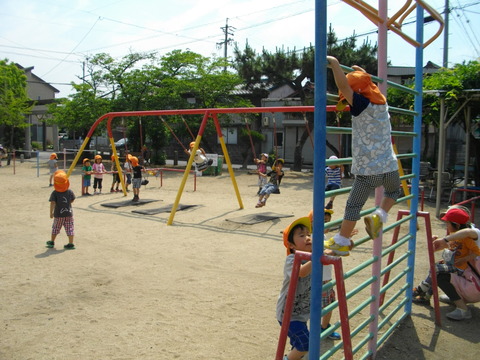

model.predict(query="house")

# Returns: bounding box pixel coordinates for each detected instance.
[18,64,60,153]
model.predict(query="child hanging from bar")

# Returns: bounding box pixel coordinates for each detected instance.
[324,56,401,256]
[185,142,213,172]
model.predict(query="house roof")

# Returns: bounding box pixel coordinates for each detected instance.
[15,63,60,94]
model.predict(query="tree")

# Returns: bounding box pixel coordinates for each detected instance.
[421,61,480,184]
[0,59,33,148]
[233,26,379,171]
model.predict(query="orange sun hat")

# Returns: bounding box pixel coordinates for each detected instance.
[337,71,386,110]
[283,217,312,255]
[49,153,57,160]
[53,170,70,192]
[130,156,139,167]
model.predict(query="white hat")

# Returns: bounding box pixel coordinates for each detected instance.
[329,155,338,160]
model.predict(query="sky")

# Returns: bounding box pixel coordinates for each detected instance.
[1,0,479,98]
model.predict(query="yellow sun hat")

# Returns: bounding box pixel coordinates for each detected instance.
[283,217,311,255]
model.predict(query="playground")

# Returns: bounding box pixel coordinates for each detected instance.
[0,161,478,359]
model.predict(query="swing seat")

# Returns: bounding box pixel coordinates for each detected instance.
[196,159,213,172]
[273,188,281,194]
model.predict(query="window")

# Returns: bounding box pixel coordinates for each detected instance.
[220,127,238,145]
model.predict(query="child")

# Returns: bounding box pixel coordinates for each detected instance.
[92,154,106,194]
[254,153,269,194]
[48,153,58,186]
[256,158,284,208]
[130,156,143,202]
[276,216,313,360]
[186,142,213,171]
[412,207,480,320]
[325,155,343,209]
[82,158,93,196]
[325,56,401,256]
[46,170,75,250]
[110,154,121,192]
[124,153,133,192]
[309,209,357,340]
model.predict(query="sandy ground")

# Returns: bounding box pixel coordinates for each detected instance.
[1,155,479,360]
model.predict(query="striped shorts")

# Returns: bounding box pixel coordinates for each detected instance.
[52,216,75,236]
[344,171,401,221]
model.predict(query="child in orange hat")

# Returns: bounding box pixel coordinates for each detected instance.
[185,141,213,172]
[48,153,58,186]
[130,156,143,202]
[82,158,93,195]
[92,154,106,195]
[46,170,76,249]
[325,56,401,256]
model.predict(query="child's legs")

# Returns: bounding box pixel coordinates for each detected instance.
[321,286,336,328]
[380,171,401,213]
[51,217,63,241]
[98,178,103,190]
[285,321,309,360]
[339,175,374,238]
[63,217,75,243]
[419,262,455,295]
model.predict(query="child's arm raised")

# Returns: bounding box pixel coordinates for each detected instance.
[299,261,312,278]
[327,56,353,106]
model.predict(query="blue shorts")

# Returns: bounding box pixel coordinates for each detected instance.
[280,321,309,352]
[83,178,91,187]
[325,183,340,191]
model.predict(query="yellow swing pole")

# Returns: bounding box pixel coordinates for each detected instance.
[212,113,244,209]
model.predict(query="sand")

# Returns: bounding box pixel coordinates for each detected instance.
[1,155,479,360]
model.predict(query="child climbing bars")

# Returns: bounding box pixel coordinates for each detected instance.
[325,56,401,256]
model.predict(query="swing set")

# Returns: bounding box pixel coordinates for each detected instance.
[66,106,346,225]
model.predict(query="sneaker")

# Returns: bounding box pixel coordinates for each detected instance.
[364,214,382,239]
[439,294,453,304]
[110,189,115,193]
[64,243,75,250]
[46,241,55,248]
[446,307,472,321]
[321,324,341,340]
[324,237,350,256]
[412,287,431,304]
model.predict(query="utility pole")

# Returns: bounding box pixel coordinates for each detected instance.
[217,18,235,72]
[443,0,449,68]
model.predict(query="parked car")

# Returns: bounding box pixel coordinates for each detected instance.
[114,138,128,148]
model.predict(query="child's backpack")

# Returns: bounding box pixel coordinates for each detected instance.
[451,256,480,303]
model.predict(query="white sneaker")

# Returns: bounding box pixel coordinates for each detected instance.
[439,294,452,304]
[446,307,472,320]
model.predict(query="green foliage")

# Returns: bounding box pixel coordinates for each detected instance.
[47,50,248,155]
[0,59,33,130]
[422,61,480,126]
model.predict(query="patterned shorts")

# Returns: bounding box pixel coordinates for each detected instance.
[132,178,142,189]
[52,217,74,236]
[322,287,336,308]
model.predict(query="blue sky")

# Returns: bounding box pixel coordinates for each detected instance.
[1,0,478,97]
